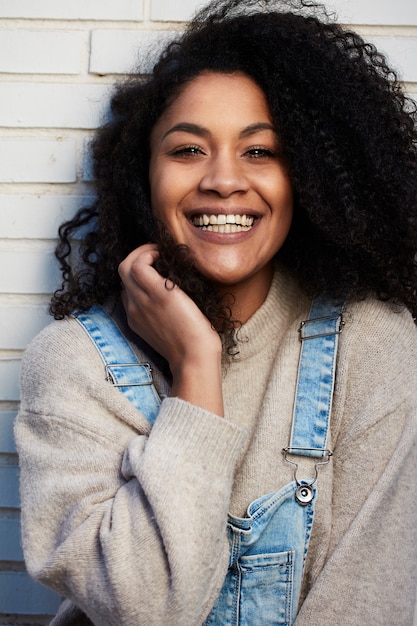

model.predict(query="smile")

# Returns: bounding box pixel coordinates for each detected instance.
[191,214,255,233]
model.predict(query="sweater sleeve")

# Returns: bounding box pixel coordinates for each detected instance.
[15,317,248,626]
[296,302,417,625]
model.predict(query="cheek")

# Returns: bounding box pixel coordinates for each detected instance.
[269,175,293,217]
[150,164,183,210]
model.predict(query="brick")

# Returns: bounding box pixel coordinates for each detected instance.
[0,412,17,454]
[329,0,417,26]
[0,0,143,20]
[0,464,19,506]
[0,30,82,75]
[0,517,22,560]
[0,194,94,238]
[0,139,76,183]
[370,36,417,83]
[0,571,61,614]
[0,304,51,350]
[0,246,60,294]
[0,359,20,402]
[0,83,111,129]
[150,0,203,22]
[90,29,177,75]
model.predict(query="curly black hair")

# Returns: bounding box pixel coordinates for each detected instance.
[51,0,417,330]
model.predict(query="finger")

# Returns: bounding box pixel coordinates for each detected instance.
[118,243,159,274]
[118,245,160,285]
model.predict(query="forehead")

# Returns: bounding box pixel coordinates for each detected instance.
[152,71,273,136]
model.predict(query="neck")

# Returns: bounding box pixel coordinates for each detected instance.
[216,263,274,324]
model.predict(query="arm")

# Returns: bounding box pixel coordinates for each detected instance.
[296,303,417,625]
[16,259,247,625]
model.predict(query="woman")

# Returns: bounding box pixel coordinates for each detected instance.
[15,0,417,624]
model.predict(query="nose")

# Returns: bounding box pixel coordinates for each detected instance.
[199,152,250,198]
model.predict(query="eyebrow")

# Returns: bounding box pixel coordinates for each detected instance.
[161,121,276,141]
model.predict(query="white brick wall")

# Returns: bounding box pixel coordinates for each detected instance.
[0,0,144,20]
[89,29,177,74]
[0,0,415,623]
[150,0,204,21]
[0,139,77,183]
[0,83,111,128]
[0,30,83,74]
[328,0,417,25]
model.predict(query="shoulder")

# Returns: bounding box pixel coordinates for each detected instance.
[333,297,417,438]
[22,305,161,383]
[21,314,103,384]
[18,311,156,444]
[340,297,417,370]
[19,315,110,427]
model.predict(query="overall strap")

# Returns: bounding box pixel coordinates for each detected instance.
[288,295,345,460]
[73,305,161,425]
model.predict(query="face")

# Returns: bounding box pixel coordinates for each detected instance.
[149,72,293,300]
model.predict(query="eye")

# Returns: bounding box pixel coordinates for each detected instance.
[170,145,205,158]
[244,146,277,159]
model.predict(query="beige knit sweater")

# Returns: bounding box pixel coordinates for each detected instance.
[15,268,417,625]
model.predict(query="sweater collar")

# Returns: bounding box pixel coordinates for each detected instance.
[232,265,309,361]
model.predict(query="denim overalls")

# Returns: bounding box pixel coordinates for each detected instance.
[75,297,344,626]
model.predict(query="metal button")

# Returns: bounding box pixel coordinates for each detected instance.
[295,484,314,506]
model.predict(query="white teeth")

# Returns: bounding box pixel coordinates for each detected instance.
[192,214,254,229]
[200,224,252,233]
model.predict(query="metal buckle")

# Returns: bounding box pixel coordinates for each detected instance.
[283,447,333,505]
[105,362,154,387]
[298,313,344,341]
[283,446,333,459]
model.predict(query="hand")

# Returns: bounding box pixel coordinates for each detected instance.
[118,244,224,416]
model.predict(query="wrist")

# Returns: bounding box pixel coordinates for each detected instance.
[170,351,224,417]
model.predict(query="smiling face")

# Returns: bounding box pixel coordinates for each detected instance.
[149,72,293,314]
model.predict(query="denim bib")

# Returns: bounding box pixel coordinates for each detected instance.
[204,297,343,625]
[74,297,344,626]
